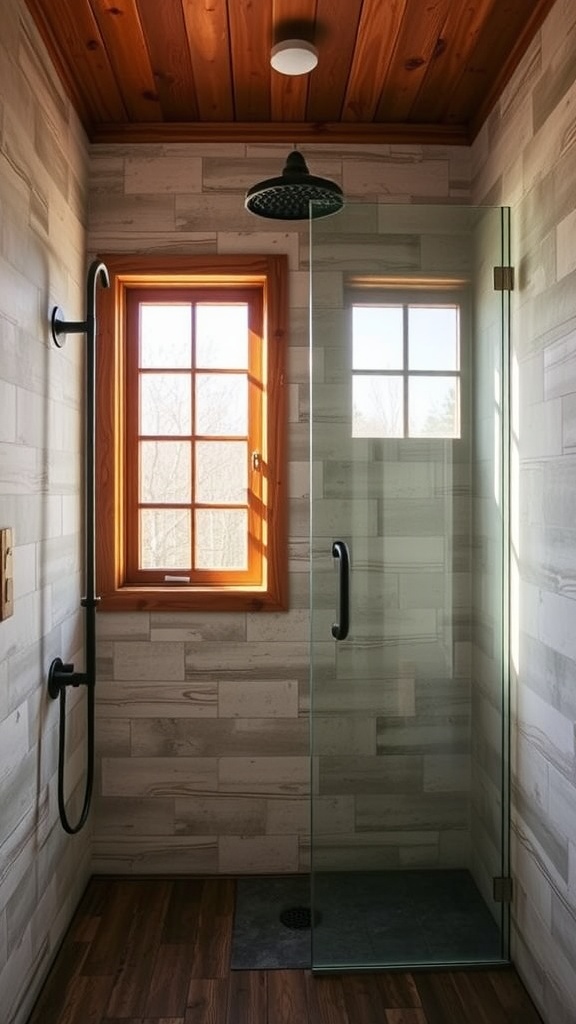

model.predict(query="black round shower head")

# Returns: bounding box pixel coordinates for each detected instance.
[245,150,344,220]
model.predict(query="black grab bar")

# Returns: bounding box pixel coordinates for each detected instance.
[331,540,350,640]
[48,260,110,834]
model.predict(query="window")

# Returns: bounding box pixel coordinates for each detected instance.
[350,290,463,439]
[96,255,288,611]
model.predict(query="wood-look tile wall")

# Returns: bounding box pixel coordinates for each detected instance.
[0,2,91,1022]
[472,2,576,1020]
[88,143,471,875]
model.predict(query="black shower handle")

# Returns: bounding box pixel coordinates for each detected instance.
[331,540,350,640]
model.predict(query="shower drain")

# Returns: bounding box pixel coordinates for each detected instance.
[279,905,320,930]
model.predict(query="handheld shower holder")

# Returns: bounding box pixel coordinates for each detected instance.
[50,307,91,347]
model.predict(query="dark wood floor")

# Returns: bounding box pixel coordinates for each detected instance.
[26,877,543,1024]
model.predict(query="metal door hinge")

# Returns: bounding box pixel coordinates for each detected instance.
[493,876,513,903]
[493,266,514,291]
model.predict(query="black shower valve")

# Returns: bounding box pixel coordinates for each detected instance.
[47,657,83,698]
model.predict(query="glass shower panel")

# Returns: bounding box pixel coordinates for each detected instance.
[309,202,510,971]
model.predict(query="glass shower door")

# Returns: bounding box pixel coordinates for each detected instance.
[309,202,510,971]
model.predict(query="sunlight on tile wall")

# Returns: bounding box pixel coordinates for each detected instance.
[0,2,91,1022]
[473,2,576,1019]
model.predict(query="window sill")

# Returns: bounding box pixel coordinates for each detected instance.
[97,585,287,613]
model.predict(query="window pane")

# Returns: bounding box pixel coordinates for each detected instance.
[140,441,191,502]
[196,374,248,435]
[408,307,459,370]
[352,375,403,437]
[140,305,192,368]
[196,441,248,503]
[195,509,248,569]
[352,306,403,370]
[140,374,192,435]
[140,509,191,569]
[409,377,459,438]
[196,305,249,368]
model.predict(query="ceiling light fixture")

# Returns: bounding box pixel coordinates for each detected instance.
[270,39,318,76]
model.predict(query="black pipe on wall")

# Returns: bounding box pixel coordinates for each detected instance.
[48,260,110,834]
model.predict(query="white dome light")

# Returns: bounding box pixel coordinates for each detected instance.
[270,39,318,76]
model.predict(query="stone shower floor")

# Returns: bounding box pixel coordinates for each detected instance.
[231,869,504,970]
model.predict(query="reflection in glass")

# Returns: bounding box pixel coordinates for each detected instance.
[352,306,403,370]
[195,441,248,503]
[311,202,509,973]
[140,509,191,568]
[196,305,249,368]
[140,374,192,435]
[140,305,192,368]
[353,376,403,437]
[409,377,459,438]
[195,508,248,569]
[140,441,191,503]
[196,374,248,435]
[409,307,459,370]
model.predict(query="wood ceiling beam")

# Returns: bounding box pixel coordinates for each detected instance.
[89,120,470,146]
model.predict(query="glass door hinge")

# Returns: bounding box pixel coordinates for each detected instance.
[493,876,513,903]
[493,266,515,291]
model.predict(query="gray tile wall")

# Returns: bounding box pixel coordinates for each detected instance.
[472,2,576,1019]
[0,2,91,1021]
[88,145,471,875]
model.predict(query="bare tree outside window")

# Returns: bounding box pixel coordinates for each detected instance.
[138,302,250,572]
[352,376,403,437]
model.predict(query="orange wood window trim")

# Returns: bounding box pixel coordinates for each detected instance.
[96,254,288,612]
[124,285,263,587]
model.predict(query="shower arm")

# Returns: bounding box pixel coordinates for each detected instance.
[48,260,110,834]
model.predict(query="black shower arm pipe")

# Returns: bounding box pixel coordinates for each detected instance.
[84,260,109,621]
[49,259,110,693]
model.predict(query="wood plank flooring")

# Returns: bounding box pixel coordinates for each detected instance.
[25,877,543,1024]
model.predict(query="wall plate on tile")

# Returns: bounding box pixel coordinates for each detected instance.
[0,527,14,621]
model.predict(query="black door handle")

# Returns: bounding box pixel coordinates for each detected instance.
[331,540,350,640]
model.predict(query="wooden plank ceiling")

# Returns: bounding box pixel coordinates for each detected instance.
[24,0,556,145]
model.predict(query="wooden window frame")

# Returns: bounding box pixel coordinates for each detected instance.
[96,254,288,612]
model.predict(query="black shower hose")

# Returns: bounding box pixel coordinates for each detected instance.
[56,679,95,834]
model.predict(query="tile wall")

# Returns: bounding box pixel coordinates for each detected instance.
[472,1,576,1018]
[88,143,472,874]
[0,1,91,1022]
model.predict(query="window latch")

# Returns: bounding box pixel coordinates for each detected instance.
[252,451,262,471]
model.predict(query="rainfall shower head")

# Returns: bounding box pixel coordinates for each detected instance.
[245,150,344,220]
